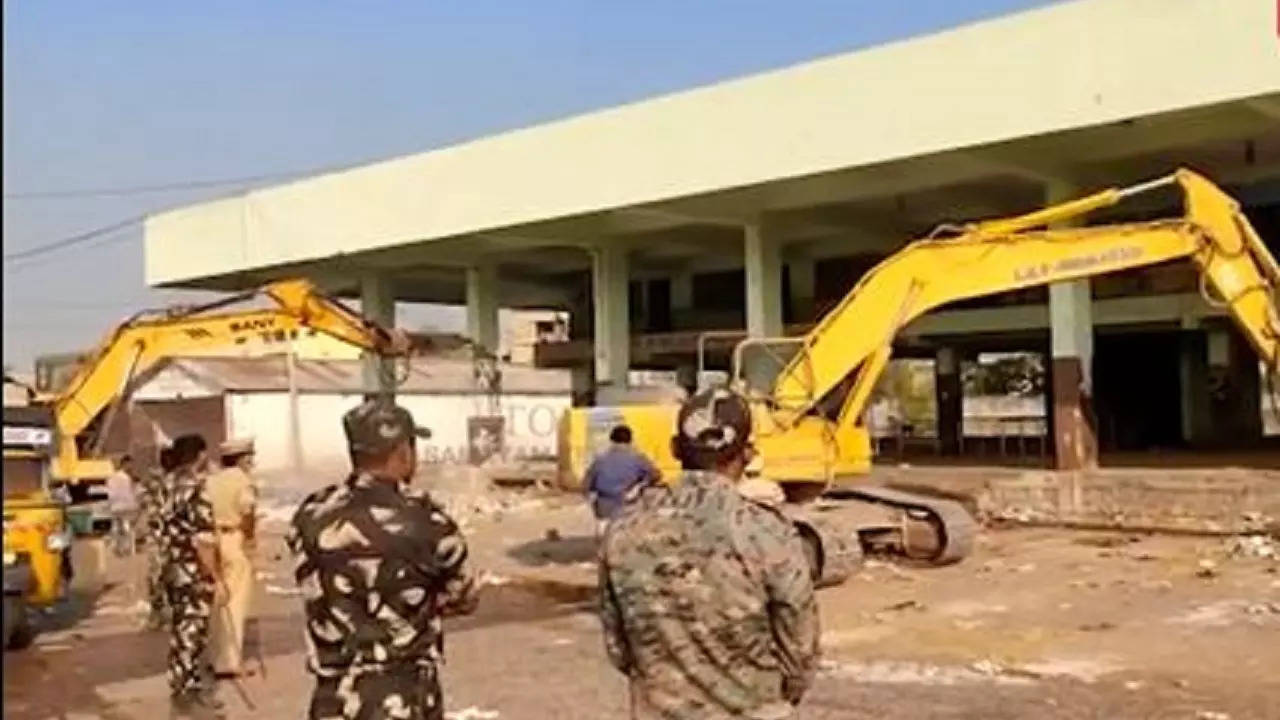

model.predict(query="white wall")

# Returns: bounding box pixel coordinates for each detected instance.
[225,391,570,475]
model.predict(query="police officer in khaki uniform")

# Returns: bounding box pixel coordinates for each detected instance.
[203,438,258,679]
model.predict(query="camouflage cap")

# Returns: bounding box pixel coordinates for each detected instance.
[676,386,752,456]
[342,397,432,456]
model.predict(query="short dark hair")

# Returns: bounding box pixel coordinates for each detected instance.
[158,446,176,472]
[609,425,632,444]
[169,434,207,469]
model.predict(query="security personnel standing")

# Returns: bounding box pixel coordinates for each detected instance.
[204,438,258,679]
[288,397,479,720]
[161,434,226,718]
[599,388,820,720]
[140,444,176,630]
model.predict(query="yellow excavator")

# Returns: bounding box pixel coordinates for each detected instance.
[40,278,410,510]
[560,169,1280,583]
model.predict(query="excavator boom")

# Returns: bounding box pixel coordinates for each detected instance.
[50,278,409,482]
[766,169,1280,434]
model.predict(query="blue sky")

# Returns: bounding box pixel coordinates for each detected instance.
[3,0,1054,369]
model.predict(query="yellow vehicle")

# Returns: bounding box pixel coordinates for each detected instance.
[561,169,1280,580]
[36,278,410,513]
[4,391,71,649]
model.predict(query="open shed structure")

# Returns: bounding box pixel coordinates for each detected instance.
[146,0,1280,469]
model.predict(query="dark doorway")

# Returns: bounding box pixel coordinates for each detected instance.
[1093,331,1183,451]
[646,278,672,332]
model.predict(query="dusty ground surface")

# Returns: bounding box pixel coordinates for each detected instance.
[5,479,1280,720]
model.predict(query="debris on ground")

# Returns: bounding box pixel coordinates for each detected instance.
[1078,621,1117,632]
[1073,535,1140,549]
[863,559,918,582]
[1196,559,1219,579]
[883,599,925,613]
[446,707,500,720]
[477,571,511,587]
[820,659,1034,686]
[1167,600,1252,627]
[92,601,149,617]
[1016,657,1123,684]
[1243,602,1280,616]
[544,528,562,542]
[265,583,301,597]
[1225,534,1277,559]
[1196,711,1230,720]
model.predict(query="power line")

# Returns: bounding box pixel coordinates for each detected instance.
[2,215,143,265]
[3,160,361,199]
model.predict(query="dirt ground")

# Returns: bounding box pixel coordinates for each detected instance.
[5,484,1279,720]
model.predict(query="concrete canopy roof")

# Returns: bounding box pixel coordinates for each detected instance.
[146,0,1280,306]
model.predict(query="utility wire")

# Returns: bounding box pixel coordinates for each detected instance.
[3,157,376,266]
[3,160,361,199]
[3,215,145,264]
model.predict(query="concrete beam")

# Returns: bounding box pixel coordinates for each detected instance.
[612,205,746,229]
[1242,95,1280,122]
[465,263,500,355]
[954,150,1072,186]
[592,244,631,386]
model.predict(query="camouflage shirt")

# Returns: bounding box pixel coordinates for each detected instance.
[139,467,169,542]
[159,468,216,587]
[599,471,819,720]
[287,473,478,678]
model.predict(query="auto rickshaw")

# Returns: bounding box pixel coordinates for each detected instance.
[3,403,71,650]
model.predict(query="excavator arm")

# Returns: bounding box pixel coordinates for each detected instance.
[51,278,410,481]
[765,169,1280,433]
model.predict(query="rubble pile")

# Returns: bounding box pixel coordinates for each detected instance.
[1224,534,1278,560]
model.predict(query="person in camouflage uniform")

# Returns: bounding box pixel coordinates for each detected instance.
[160,434,227,718]
[598,387,820,720]
[139,445,175,630]
[288,397,479,720]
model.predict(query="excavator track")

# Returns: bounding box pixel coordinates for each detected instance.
[825,485,977,565]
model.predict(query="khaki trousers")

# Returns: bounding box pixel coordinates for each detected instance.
[210,529,253,674]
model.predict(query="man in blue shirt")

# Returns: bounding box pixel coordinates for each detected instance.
[584,425,660,537]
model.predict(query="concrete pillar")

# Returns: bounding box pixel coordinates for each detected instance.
[1206,328,1264,446]
[360,272,396,397]
[1179,329,1210,446]
[670,272,693,313]
[1046,180,1097,470]
[592,243,630,387]
[465,263,500,355]
[744,222,783,338]
[669,272,693,331]
[787,256,816,323]
[935,347,962,455]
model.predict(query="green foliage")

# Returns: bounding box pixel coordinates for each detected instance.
[962,353,1044,397]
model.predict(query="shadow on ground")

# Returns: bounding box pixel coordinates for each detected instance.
[506,534,598,567]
